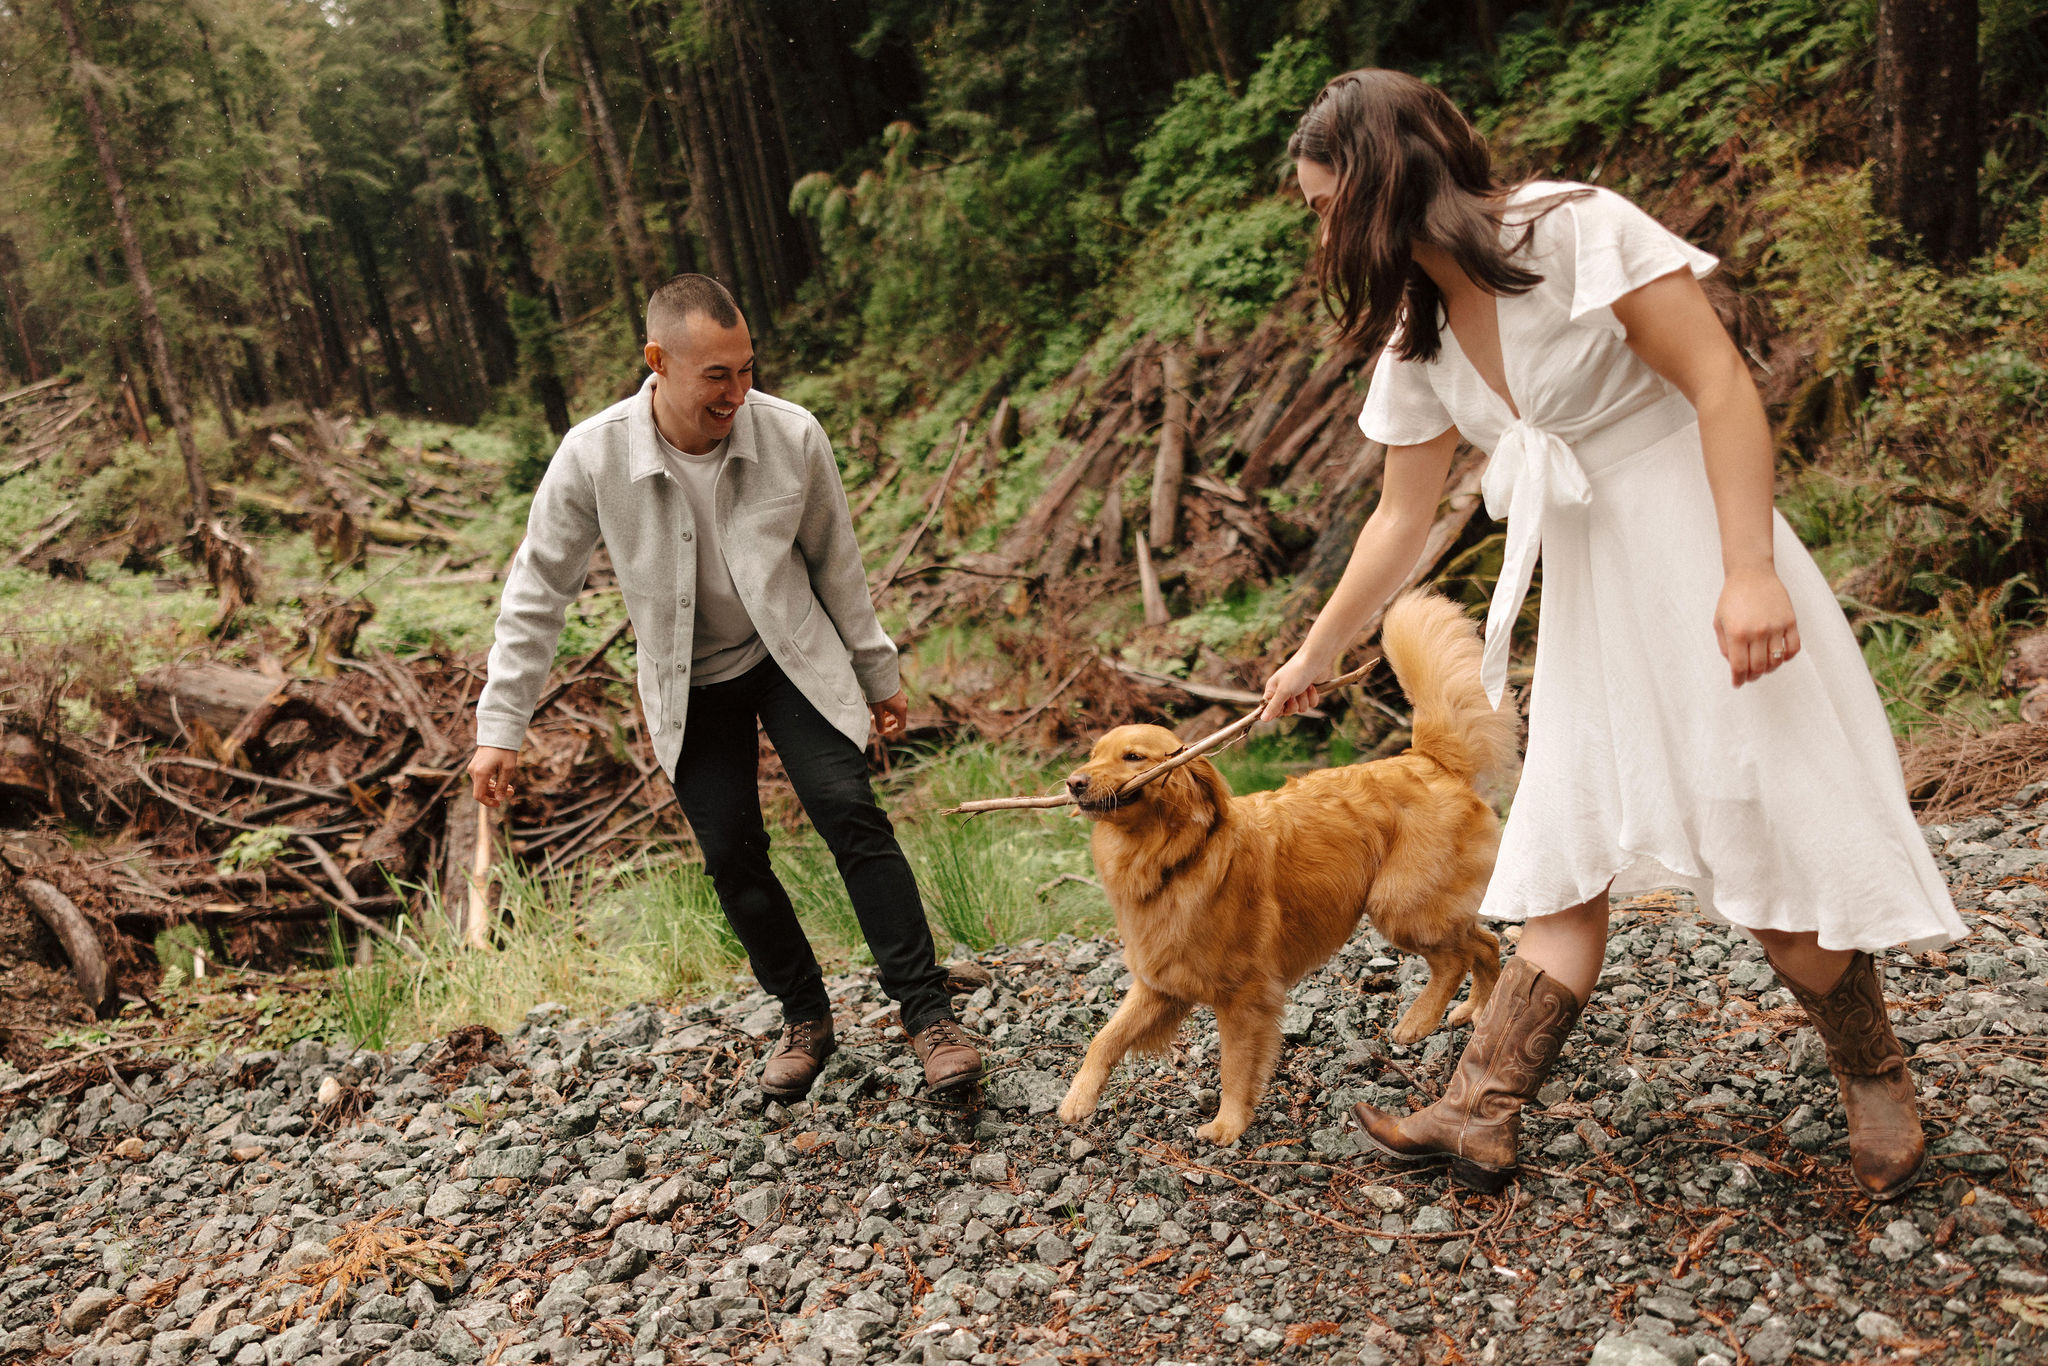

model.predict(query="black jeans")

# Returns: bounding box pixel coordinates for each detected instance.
[668,657,952,1035]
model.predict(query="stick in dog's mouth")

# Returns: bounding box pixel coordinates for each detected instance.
[945,659,1381,816]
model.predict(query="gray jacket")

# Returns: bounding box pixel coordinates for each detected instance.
[475,377,900,775]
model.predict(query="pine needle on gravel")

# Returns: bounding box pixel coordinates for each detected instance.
[263,1208,467,1324]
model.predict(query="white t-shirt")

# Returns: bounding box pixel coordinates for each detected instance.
[654,428,770,686]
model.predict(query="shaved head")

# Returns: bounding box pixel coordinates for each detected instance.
[646,274,741,346]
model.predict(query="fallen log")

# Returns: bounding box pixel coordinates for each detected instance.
[134,663,278,740]
[220,484,443,546]
[1149,349,1193,550]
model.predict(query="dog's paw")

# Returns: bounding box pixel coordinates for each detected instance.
[1195,1116,1246,1146]
[1446,1000,1477,1028]
[1057,1089,1098,1125]
[1389,1010,1440,1045]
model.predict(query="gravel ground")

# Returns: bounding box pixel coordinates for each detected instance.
[6,795,2048,1366]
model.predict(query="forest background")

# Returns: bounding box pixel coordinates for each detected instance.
[1,0,2046,1057]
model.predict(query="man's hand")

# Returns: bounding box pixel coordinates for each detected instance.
[870,690,909,741]
[469,746,519,808]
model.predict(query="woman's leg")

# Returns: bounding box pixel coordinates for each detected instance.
[1510,888,1611,1002]
[1754,929,1924,1201]
[1747,928,1853,994]
[1351,889,1605,1191]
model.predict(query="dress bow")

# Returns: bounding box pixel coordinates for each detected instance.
[1478,420,1592,708]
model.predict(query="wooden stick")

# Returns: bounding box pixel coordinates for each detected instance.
[945,660,1380,815]
[275,864,424,959]
[1135,536,1169,626]
[297,835,359,904]
[873,421,972,604]
[994,656,1097,740]
[464,803,494,950]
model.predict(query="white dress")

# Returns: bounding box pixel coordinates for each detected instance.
[1358,181,1964,953]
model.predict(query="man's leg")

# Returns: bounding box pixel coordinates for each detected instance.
[670,666,831,1026]
[754,665,954,1035]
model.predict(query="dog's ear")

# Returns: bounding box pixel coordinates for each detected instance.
[1160,755,1230,824]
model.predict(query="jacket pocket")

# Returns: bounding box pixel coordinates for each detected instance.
[789,598,863,707]
[635,653,663,735]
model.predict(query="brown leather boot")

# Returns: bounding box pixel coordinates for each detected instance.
[760,1017,835,1100]
[1351,957,1584,1193]
[1770,950,1925,1202]
[910,1017,983,1093]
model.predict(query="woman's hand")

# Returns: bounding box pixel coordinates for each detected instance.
[1262,647,1333,721]
[1715,567,1800,688]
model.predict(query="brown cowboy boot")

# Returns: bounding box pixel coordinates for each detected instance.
[760,1017,836,1100]
[1770,950,1924,1202]
[1351,957,1584,1193]
[910,1017,983,1093]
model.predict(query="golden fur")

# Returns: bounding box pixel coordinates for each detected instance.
[1057,590,1518,1145]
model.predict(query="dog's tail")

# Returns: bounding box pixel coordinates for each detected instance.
[1380,589,1519,785]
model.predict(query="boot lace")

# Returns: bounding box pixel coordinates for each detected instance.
[781,1019,828,1058]
[919,1019,965,1050]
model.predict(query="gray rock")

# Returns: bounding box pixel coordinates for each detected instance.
[731,1184,786,1226]
[1743,1316,1799,1366]
[1032,1230,1073,1265]
[968,1153,1008,1184]
[1855,1311,1904,1342]
[423,1184,471,1219]
[469,1145,543,1181]
[986,1069,1067,1115]
[1589,1332,1697,1366]
[812,1307,884,1351]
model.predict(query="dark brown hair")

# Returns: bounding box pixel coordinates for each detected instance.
[646,273,741,340]
[1288,69,1569,362]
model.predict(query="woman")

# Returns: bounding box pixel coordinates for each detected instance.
[1261,69,1964,1202]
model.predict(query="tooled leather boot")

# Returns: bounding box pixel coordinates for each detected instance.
[760,1017,836,1100]
[1351,957,1584,1193]
[1770,950,1925,1202]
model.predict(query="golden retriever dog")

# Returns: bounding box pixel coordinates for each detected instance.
[1057,590,1517,1146]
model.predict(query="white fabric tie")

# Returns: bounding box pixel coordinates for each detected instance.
[1478,419,1592,708]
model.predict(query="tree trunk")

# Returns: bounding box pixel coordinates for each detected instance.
[54,0,211,529]
[0,242,43,382]
[687,60,774,321]
[1193,0,1239,89]
[440,0,572,433]
[679,57,761,311]
[575,75,645,341]
[572,3,661,292]
[335,188,419,410]
[726,3,807,285]
[1872,0,1980,267]
[623,1,696,276]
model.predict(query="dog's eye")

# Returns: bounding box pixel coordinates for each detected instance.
[1123,752,1145,763]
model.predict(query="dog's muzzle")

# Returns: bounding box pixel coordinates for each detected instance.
[1067,774,1121,813]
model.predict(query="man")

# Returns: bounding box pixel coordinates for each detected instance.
[468,274,982,1100]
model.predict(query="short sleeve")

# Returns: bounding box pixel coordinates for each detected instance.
[1562,187,1719,337]
[1357,345,1453,447]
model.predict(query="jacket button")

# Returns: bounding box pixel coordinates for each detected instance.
[682,531,694,542]
[679,595,691,608]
